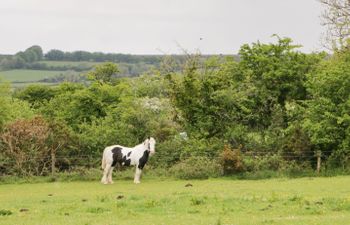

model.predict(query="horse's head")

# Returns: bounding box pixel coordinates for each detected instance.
[145,137,156,156]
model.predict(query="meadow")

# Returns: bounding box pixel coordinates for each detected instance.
[0,176,349,225]
[0,69,66,82]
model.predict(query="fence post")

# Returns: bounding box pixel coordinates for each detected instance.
[51,150,56,176]
[316,150,321,174]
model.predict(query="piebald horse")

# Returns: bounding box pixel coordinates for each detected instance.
[101,137,156,184]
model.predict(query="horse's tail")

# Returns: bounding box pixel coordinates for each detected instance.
[101,150,106,169]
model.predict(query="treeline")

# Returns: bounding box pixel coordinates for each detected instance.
[0,45,187,72]
[0,38,349,178]
[45,49,163,64]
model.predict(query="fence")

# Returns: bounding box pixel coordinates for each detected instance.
[0,149,342,176]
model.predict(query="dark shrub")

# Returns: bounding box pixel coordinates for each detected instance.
[219,144,244,174]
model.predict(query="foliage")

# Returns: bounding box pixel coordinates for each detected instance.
[1,37,349,177]
[168,38,322,141]
[0,83,34,130]
[14,84,56,108]
[0,117,73,176]
[300,49,350,168]
[44,49,163,64]
[0,46,43,69]
[219,145,244,174]
[87,63,119,84]
[169,156,222,179]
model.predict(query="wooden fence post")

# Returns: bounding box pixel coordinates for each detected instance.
[316,150,321,174]
[51,150,56,176]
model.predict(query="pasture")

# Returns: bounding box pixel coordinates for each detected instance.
[0,176,349,225]
[0,69,66,83]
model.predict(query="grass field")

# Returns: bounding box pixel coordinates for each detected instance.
[0,69,66,82]
[0,176,349,225]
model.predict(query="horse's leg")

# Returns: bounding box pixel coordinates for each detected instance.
[101,163,111,184]
[107,166,114,184]
[134,167,142,184]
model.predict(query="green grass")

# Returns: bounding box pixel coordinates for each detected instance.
[0,176,349,225]
[0,70,66,82]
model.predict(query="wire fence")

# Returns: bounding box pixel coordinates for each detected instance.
[0,150,344,165]
[0,149,348,177]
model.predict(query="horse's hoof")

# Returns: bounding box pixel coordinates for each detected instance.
[134,181,141,184]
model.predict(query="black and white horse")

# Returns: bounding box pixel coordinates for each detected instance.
[101,137,156,184]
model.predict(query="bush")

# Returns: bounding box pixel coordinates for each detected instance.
[149,136,185,168]
[219,145,244,174]
[242,154,286,172]
[179,137,223,159]
[326,149,350,170]
[0,117,73,176]
[169,156,222,179]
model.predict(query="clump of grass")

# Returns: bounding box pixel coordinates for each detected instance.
[145,199,159,208]
[96,195,110,203]
[187,209,200,214]
[322,198,350,212]
[190,197,206,206]
[86,207,109,214]
[0,209,12,216]
[116,201,127,208]
[289,195,303,202]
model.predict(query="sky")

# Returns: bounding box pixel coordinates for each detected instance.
[0,0,325,55]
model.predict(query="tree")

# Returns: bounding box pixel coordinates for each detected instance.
[319,0,350,49]
[27,45,43,61]
[15,84,56,108]
[169,38,321,140]
[87,63,119,84]
[301,50,350,168]
[45,49,65,60]
[15,46,43,63]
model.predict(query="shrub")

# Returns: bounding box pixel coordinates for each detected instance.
[326,149,350,170]
[180,137,223,159]
[219,145,244,174]
[0,117,73,176]
[169,156,222,179]
[149,137,185,168]
[242,154,286,172]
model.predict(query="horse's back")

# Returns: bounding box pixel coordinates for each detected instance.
[103,145,135,166]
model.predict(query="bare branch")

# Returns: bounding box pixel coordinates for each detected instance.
[319,0,350,50]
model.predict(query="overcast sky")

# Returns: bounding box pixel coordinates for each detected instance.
[0,0,324,55]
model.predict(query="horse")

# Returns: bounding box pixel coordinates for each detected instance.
[101,137,156,184]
